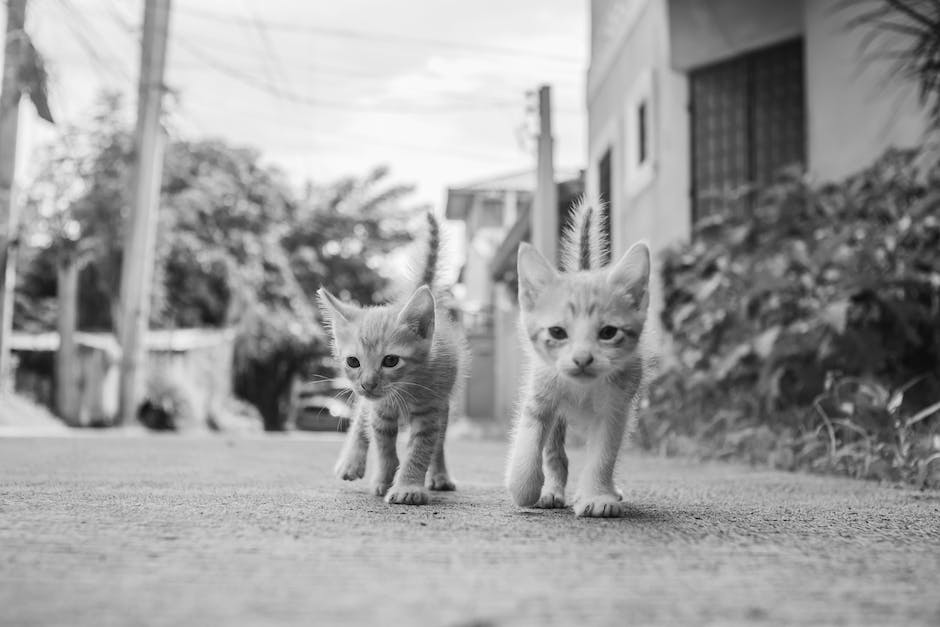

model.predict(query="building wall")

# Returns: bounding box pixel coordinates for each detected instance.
[586,0,688,315]
[668,0,803,70]
[804,0,928,180]
[588,0,929,269]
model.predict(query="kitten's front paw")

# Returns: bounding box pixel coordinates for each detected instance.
[371,481,392,497]
[333,451,366,481]
[385,485,429,505]
[427,473,456,491]
[533,491,566,509]
[573,493,624,518]
[506,467,544,507]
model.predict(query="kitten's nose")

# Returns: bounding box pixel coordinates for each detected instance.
[572,353,594,369]
[361,375,378,391]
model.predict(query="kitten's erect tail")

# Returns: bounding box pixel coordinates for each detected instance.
[419,211,441,291]
[560,196,608,272]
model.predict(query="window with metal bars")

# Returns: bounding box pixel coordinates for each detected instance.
[689,38,805,223]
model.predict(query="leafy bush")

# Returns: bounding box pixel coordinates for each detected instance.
[646,148,940,487]
[843,0,940,129]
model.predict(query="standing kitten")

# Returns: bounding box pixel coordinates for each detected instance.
[505,198,651,517]
[318,214,468,506]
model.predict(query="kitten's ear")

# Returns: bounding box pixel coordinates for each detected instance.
[317,287,360,329]
[397,285,435,339]
[608,241,650,309]
[517,242,557,310]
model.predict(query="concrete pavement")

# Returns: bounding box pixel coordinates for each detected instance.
[1,435,938,626]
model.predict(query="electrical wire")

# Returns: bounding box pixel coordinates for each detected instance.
[100,3,583,115]
[241,0,294,100]
[174,4,584,65]
[173,37,537,115]
[57,0,134,85]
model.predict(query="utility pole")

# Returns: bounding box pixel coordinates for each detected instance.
[118,0,171,425]
[0,0,28,394]
[531,84,558,266]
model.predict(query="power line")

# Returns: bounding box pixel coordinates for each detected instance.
[173,43,582,83]
[174,5,584,65]
[55,0,135,86]
[99,6,584,115]
[173,37,548,115]
[109,16,581,83]
[241,0,294,100]
[165,34,583,96]
[103,0,139,43]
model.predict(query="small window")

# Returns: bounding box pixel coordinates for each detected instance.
[598,149,613,264]
[637,101,648,165]
[624,69,655,196]
[599,149,612,207]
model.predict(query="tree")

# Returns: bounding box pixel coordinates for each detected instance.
[155,139,310,328]
[284,165,420,308]
[17,93,131,332]
[17,92,426,428]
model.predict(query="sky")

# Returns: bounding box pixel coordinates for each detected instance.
[5,0,588,211]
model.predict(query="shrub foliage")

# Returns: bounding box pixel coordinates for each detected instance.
[647,148,940,487]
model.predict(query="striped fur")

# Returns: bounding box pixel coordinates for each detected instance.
[507,197,652,518]
[420,212,440,291]
[317,213,469,506]
[559,196,609,273]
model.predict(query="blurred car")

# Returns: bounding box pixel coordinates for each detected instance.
[291,378,354,432]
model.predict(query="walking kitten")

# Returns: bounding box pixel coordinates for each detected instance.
[318,213,468,506]
[505,198,651,517]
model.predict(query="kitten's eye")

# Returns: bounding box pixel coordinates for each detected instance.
[345,356,360,368]
[548,326,567,340]
[598,326,620,341]
[381,355,400,368]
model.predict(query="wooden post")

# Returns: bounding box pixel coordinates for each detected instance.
[117,0,171,425]
[55,252,80,424]
[0,0,28,394]
[532,84,558,266]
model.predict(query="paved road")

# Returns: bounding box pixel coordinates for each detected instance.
[1,435,938,626]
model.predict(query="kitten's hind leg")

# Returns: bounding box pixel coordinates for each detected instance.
[427,406,455,491]
[534,418,567,509]
[333,400,369,481]
[505,397,555,507]
[385,405,442,505]
[370,407,400,497]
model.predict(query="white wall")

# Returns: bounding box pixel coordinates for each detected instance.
[587,0,690,256]
[587,0,931,323]
[587,0,688,318]
[668,0,804,70]
[804,0,928,180]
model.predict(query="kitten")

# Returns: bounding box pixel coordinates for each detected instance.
[318,213,468,506]
[505,197,651,517]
